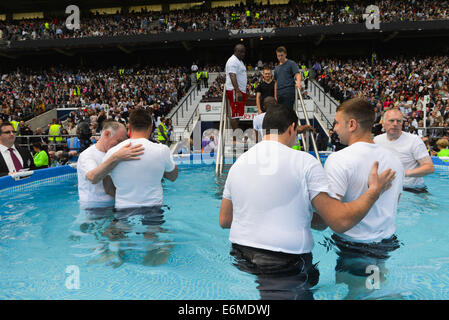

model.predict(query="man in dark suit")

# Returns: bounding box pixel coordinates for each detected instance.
[0,122,36,177]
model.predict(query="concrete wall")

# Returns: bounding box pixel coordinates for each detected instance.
[25,109,57,131]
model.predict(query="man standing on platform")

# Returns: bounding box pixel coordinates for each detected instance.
[274,46,302,110]
[256,67,275,115]
[225,44,247,130]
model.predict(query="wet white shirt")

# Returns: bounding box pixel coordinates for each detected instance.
[325,142,404,243]
[374,132,429,188]
[103,138,176,209]
[77,145,114,209]
[252,112,266,138]
[223,140,334,254]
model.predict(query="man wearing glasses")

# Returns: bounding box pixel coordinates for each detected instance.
[0,122,36,177]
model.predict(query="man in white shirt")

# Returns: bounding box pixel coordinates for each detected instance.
[103,109,178,211]
[324,98,404,296]
[253,96,275,140]
[77,121,144,209]
[219,104,396,300]
[76,121,144,267]
[102,109,178,266]
[253,96,312,143]
[225,44,247,130]
[374,108,434,193]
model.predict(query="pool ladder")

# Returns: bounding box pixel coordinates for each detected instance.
[215,85,230,176]
[215,86,321,175]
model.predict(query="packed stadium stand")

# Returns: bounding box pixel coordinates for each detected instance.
[1,0,448,41]
[0,0,448,157]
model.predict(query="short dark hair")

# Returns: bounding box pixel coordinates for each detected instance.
[262,104,298,134]
[262,96,276,113]
[129,109,153,131]
[0,122,13,133]
[337,97,375,131]
[263,65,272,72]
[276,46,287,54]
[32,142,42,150]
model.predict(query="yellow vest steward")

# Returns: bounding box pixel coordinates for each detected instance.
[10,121,19,132]
[196,72,202,80]
[255,13,260,19]
[304,70,309,78]
[158,123,168,141]
[246,10,250,17]
[49,124,62,142]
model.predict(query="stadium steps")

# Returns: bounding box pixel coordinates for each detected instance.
[308,80,338,131]
[170,73,218,142]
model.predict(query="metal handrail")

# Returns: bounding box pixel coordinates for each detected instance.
[313,100,334,131]
[16,134,80,151]
[296,87,320,161]
[168,83,197,126]
[310,79,339,115]
[215,85,229,176]
[182,102,201,141]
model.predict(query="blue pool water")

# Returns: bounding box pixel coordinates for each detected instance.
[0,164,448,300]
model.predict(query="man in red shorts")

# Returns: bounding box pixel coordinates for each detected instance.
[225,44,247,130]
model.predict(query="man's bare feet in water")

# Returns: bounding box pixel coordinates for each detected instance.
[142,245,173,267]
[88,248,124,269]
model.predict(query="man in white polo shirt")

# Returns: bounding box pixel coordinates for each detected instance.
[225,44,247,131]
[374,108,434,193]
[324,98,404,296]
[219,104,396,300]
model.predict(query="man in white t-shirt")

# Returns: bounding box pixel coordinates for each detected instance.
[324,98,404,295]
[253,96,312,143]
[76,121,145,268]
[101,109,178,266]
[253,96,276,140]
[225,44,247,130]
[103,109,178,211]
[219,104,396,300]
[77,121,144,209]
[374,108,434,193]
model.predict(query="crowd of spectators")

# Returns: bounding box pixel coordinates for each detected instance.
[0,65,191,124]
[314,54,449,151]
[1,0,448,41]
[0,65,191,165]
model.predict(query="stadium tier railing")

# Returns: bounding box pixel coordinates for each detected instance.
[16,134,81,152]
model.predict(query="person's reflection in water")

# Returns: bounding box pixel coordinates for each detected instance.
[231,244,319,300]
[101,206,173,267]
[330,234,401,299]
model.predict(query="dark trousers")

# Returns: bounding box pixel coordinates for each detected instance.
[332,233,400,277]
[277,88,296,110]
[230,243,319,300]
